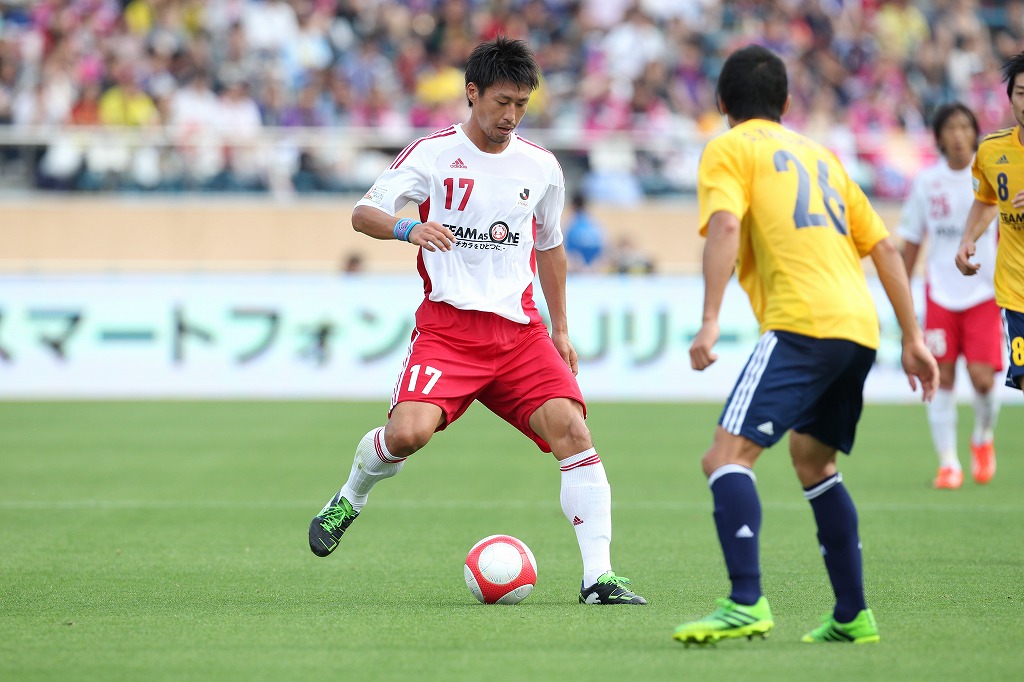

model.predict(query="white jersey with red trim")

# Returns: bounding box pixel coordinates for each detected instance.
[355,123,565,324]
[898,161,997,311]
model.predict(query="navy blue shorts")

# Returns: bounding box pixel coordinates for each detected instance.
[1003,309,1024,390]
[719,330,877,454]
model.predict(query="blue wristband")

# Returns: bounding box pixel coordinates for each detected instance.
[393,218,420,242]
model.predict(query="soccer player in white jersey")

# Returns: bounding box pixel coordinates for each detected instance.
[307,36,646,605]
[899,103,1002,489]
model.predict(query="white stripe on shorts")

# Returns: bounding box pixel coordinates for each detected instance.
[390,330,420,412]
[722,331,778,435]
[1003,309,1010,357]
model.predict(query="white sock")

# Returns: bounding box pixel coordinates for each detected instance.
[927,389,960,470]
[338,427,406,512]
[971,388,1000,445]
[559,448,612,588]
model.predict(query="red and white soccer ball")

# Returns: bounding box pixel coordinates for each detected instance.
[464,535,538,605]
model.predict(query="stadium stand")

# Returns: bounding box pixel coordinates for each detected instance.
[0,0,1018,200]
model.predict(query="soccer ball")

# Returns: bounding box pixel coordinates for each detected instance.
[464,535,538,605]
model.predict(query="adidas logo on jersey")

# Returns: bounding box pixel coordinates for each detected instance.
[572,516,584,526]
[450,157,467,169]
[756,421,775,436]
[996,155,1010,165]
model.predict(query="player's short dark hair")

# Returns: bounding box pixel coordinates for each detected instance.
[716,44,788,123]
[931,102,979,153]
[464,35,540,107]
[1003,52,1024,100]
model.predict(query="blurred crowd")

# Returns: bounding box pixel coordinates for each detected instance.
[0,0,1020,197]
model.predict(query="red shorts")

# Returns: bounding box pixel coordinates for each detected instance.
[924,296,1004,370]
[389,300,586,452]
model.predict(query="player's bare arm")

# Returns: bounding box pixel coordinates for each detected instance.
[690,210,740,371]
[536,244,578,375]
[955,199,999,276]
[352,204,457,252]
[901,239,921,278]
[870,237,939,401]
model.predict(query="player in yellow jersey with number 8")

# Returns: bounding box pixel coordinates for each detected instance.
[957,53,1024,446]
[672,45,938,647]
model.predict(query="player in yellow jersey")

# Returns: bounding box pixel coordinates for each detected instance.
[672,45,938,647]
[956,52,1024,480]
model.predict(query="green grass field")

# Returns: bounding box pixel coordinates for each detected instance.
[1,401,1021,681]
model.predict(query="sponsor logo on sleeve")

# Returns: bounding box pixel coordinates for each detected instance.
[364,185,386,206]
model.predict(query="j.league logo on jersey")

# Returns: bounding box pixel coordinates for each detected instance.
[517,187,531,208]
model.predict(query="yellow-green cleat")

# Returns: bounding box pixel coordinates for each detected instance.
[801,608,880,644]
[673,596,774,646]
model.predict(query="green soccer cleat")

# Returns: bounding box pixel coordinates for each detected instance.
[801,608,880,643]
[579,571,648,604]
[308,492,359,557]
[673,596,774,646]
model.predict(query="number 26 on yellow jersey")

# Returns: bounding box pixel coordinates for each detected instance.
[773,150,848,235]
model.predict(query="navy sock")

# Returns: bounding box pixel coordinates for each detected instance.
[804,473,867,623]
[709,465,762,606]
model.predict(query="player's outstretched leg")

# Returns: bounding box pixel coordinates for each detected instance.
[802,608,879,643]
[928,388,962,489]
[675,464,772,643]
[970,381,999,484]
[673,597,774,645]
[309,427,406,557]
[804,472,870,629]
[558,448,647,605]
[963,360,1000,483]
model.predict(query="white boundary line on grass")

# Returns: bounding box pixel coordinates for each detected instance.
[0,499,1019,513]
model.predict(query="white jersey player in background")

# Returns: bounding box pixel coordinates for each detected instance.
[307,36,646,605]
[899,103,1003,489]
